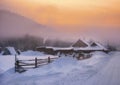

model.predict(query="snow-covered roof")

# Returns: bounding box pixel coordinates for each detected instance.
[94,42,107,50]
[53,47,73,51]
[72,39,88,47]
[81,39,107,51]
[73,46,105,51]
[44,46,106,51]
[5,47,17,55]
[36,39,107,51]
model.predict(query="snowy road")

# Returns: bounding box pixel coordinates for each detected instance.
[84,52,120,85]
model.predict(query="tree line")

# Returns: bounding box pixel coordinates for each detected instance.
[0,35,73,51]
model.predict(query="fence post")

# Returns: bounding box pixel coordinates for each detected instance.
[73,54,75,58]
[15,54,17,72]
[35,57,37,68]
[48,57,50,63]
[15,60,19,72]
[15,54,17,62]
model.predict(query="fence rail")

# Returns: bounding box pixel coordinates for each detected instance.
[15,55,58,73]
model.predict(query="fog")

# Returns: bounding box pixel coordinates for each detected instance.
[0,10,120,47]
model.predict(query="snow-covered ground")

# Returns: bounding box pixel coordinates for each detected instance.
[0,50,58,74]
[0,51,120,85]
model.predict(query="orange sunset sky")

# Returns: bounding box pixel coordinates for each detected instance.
[1,0,120,28]
[0,0,120,43]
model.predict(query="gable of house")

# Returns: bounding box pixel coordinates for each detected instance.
[91,42,98,47]
[72,39,88,47]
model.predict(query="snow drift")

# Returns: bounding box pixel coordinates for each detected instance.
[0,51,113,85]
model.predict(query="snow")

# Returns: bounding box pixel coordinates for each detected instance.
[83,39,107,50]
[6,47,17,55]
[18,50,58,60]
[37,40,107,51]
[79,52,107,66]
[0,55,15,74]
[94,42,107,50]
[48,47,73,51]
[0,50,58,74]
[0,68,4,74]
[44,44,106,51]
[0,51,3,55]
[20,50,45,56]
[73,46,105,51]
[23,57,78,77]
[50,57,78,73]
[80,38,90,46]
[0,50,120,85]
[84,52,120,85]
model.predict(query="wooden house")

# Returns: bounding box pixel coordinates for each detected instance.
[36,39,108,55]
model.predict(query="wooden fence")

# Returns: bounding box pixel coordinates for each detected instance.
[15,55,58,73]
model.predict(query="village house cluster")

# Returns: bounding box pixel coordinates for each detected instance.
[36,39,108,59]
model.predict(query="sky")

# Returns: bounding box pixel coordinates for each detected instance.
[0,0,120,44]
